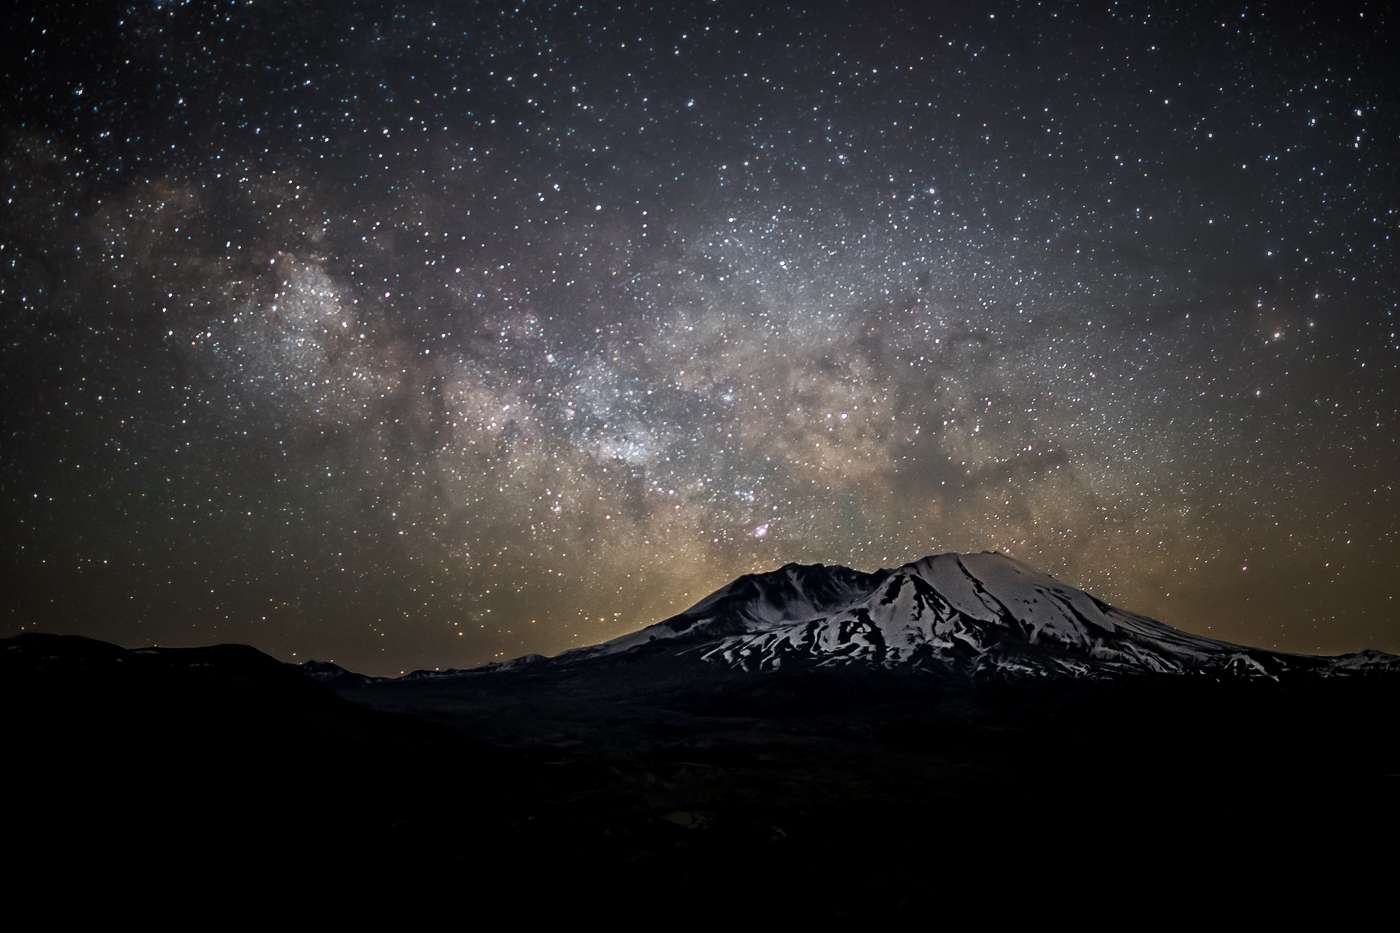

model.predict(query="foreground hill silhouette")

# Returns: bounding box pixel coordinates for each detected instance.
[7,555,1397,917]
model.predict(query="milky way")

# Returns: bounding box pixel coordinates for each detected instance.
[4,2,1397,673]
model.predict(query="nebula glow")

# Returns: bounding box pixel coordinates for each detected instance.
[3,2,1396,674]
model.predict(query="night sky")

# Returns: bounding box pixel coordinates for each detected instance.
[4,1,1397,675]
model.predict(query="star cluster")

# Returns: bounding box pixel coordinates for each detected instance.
[4,1,1396,673]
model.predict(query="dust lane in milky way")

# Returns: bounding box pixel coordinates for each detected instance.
[3,2,1396,674]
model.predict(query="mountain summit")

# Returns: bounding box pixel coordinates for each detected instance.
[562,552,1394,680]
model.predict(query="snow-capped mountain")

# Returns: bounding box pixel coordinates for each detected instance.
[561,552,1396,680]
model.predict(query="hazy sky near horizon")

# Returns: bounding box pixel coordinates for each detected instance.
[4,1,1397,674]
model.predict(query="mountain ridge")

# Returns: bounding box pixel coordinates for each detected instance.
[557,551,1395,679]
[371,552,1397,684]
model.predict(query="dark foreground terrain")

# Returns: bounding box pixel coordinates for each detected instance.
[6,632,1397,917]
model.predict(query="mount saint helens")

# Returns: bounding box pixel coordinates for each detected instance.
[311,551,1400,684]
[298,551,1398,906]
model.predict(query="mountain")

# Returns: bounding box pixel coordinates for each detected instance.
[556,551,1396,680]
[10,557,1393,913]
[306,551,1397,907]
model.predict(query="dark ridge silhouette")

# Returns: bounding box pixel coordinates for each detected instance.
[8,555,1396,917]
